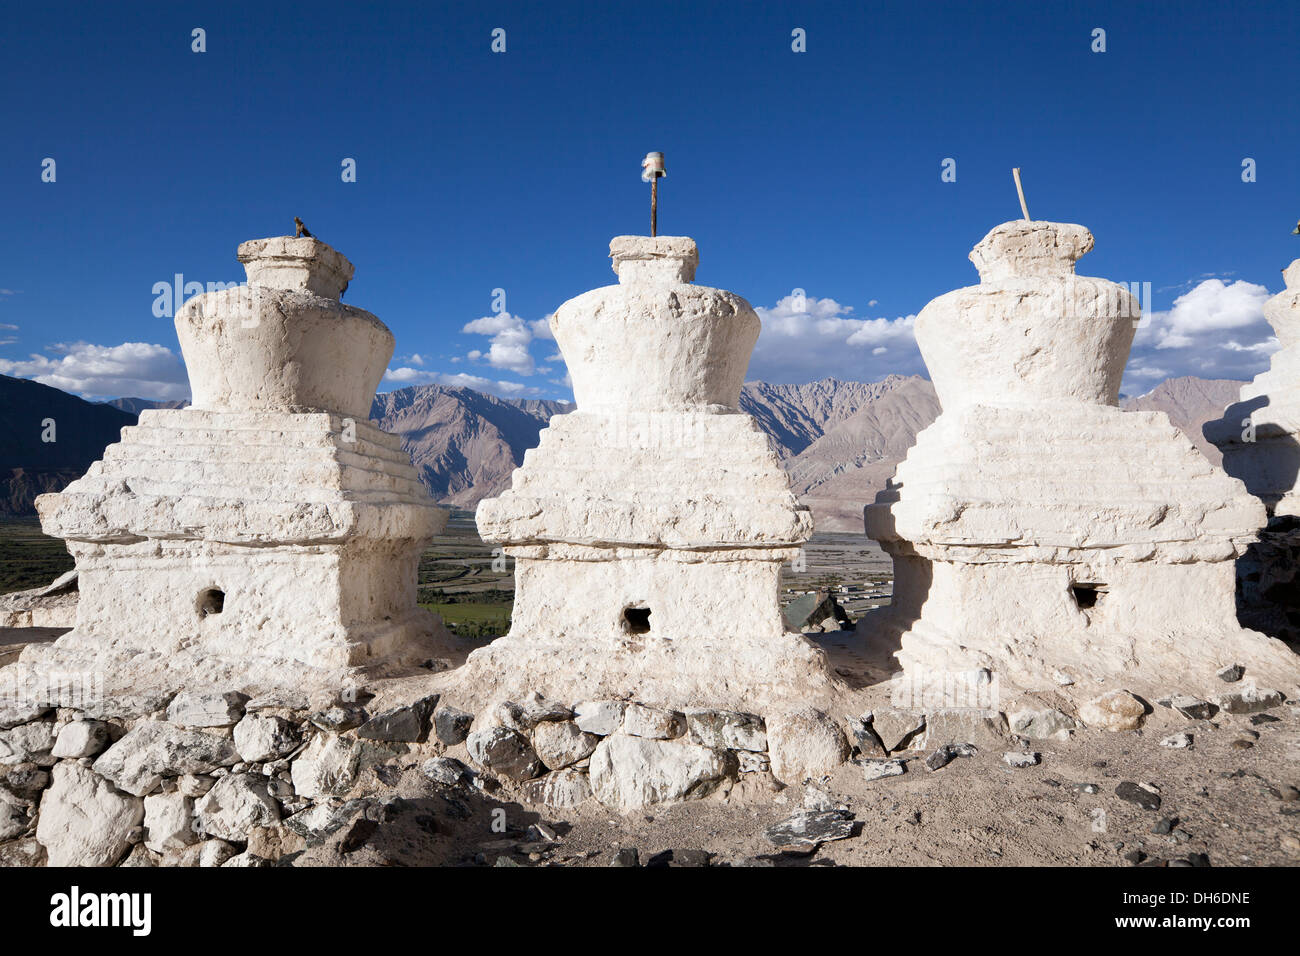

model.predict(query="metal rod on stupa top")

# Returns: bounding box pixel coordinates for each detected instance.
[642,151,666,236]
[1012,167,1030,221]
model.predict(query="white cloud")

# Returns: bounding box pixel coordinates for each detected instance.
[1124,277,1280,394]
[461,312,537,375]
[749,293,922,383]
[0,341,189,400]
[1144,278,1271,350]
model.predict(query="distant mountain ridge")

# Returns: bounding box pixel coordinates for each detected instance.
[0,373,1256,529]
[370,385,571,507]
[0,374,135,516]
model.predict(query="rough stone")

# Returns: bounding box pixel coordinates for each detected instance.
[310,705,368,732]
[92,720,239,796]
[432,705,474,745]
[0,720,56,766]
[532,720,599,770]
[685,710,767,751]
[494,694,572,732]
[284,798,369,843]
[589,734,733,811]
[867,708,926,752]
[921,708,1009,749]
[0,838,46,867]
[737,751,770,773]
[1217,664,1245,683]
[765,808,856,848]
[573,700,626,736]
[195,774,280,841]
[35,762,143,866]
[1116,781,1162,811]
[521,769,593,808]
[356,694,439,743]
[420,756,469,787]
[766,707,849,785]
[166,690,249,728]
[846,714,888,757]
[621,703,685,740]
[1160,732,1194,749]
[1008,707,1075,742]
[856,758,906,781]
[1213,687,1284,715]
[143,792,198,852]
[1079,690,1147,731]
[1160,695,1219,720]
[198,840,239,868]
[0,701,50,731]
[291,733,362,800]
[51,719,110,759]
[466,726,543,782]
[233,714,301,763]
[2,763,50,798]
[1003,751,1041,768]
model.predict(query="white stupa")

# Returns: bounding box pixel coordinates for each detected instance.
[1205,258,1300,642]
[865,220,1299,701]
[20,235,449,696]
[467,236,834,709]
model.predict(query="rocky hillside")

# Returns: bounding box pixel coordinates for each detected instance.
[370,386,571,508]
[0,375,136,516]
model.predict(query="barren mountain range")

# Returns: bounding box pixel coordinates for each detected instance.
[0,373,1252,530]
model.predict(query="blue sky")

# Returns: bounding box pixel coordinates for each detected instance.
[1,0,1297,403]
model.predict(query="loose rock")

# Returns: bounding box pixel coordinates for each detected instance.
[589,735,732,811]
[574,700,626,736]
[166,691,250,728]
[765,808,856,848]
[35,762,143,866]
[233,714,301,763]
[1079,690,1146,731]
[621,703,685,740]
[93,721,239,796]
[767,707,850,785]
[856,758,906,781]
[466,726,543,782]
[356,694,439,743]
[143,792,198,852]
[532,720,599,770]
[1004,751,1041,768]
[1213,687,1284,715]
[195,774,281,841]
[432,706,474,745]
[1115,781,1162,811]
[522,769,592,808]
[51,719,111,760]
[685,710,767,752]
[291,733,362,800]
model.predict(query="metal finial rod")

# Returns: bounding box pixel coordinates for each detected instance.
[651,177,658,237]
[1012,168,1030,221]
[642,151,666,237]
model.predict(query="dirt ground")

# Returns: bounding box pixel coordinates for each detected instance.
[284,674,1299,869]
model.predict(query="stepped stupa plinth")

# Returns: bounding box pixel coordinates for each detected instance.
[1205,258,1300,643]
[865,220,1300,702]
[465,236,835,710]
[17,235,449,698]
